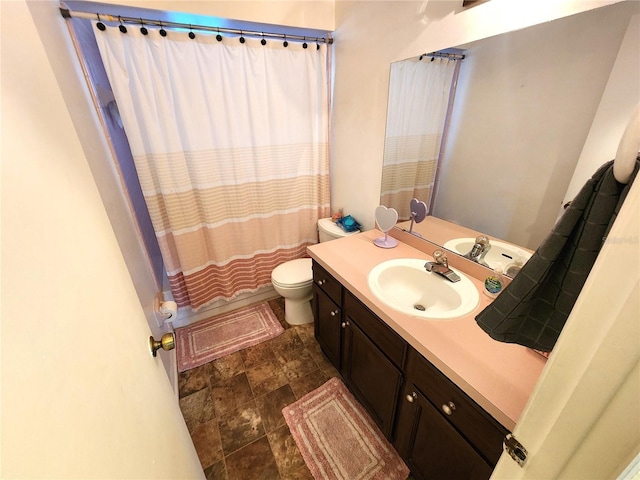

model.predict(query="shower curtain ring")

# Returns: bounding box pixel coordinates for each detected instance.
[188,25,195,39]
[239,31,245,44]
[216,28,222,42]
[96,13,106,31]
[159,21,167,37]
[118,16,127,33]
[302,37,308,49]
[261,32,266,46]
[283,34,288,48]
[139,18,148,35]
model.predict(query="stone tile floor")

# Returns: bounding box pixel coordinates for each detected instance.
[178,297,342,480]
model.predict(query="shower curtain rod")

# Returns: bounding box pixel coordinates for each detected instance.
[60,7,334,44]
[419,51,466,61]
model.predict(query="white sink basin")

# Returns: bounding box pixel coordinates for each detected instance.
[443,237,532,270]
[367,258,480,319]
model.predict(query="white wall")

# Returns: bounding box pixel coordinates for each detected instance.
[1,1,203,477]
[563,13,640,204]
[331,0,624,231]
[82,0,335,30]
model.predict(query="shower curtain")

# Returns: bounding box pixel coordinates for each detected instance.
[94,24,330,310]
[380,57,456,220]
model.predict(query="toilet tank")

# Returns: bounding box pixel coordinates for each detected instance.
[318,217,358,242]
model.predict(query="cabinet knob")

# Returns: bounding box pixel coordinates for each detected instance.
[441,401,456,416]
[317,279,326,286]
[406,392,417,403]
[330,310,339,317]
[341,321,349,328]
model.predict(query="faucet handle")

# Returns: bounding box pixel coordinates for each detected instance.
[433,250,448,268]
[475,235,490,246]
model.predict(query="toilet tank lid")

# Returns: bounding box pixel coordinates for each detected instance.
[272,258,313,284]
[318,217,358,238]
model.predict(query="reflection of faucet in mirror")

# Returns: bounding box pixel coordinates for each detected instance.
[407,198,427,237]
[462,235,491,267]
[395,215,535,276]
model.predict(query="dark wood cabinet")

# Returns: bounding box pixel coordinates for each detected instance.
[394,385,493,480]
[342,315,403,438]
[311,260,508,478]
[314,286,342,368]
[394,349,508,480]
[313,262,343,369]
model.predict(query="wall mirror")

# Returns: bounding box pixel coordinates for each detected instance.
[381,1,639,271]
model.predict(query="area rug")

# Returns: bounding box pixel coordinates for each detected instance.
[175,302,284,372]
[282,377,410,480]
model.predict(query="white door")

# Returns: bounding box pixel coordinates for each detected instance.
[493,18,640,478]
[1,2,202,476]
[491,155,640,479]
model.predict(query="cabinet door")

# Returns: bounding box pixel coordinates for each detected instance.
[403,348,508,466]
[342,319,402,439]
[395,384,493,480]
[313,285,342,369]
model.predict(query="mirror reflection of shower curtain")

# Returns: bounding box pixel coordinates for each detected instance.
[380,58,457,221]
[93,24,330,311]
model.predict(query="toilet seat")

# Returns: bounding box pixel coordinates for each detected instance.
[271,258,313,288]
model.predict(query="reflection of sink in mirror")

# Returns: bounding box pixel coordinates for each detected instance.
[367,258,479,319]
[443,238,532,271]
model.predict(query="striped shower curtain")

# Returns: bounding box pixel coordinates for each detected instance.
[380,57,456,220]
[94,24,330,310]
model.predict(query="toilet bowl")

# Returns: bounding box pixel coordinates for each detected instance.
[271,218,358,325]
[272,258,314,325]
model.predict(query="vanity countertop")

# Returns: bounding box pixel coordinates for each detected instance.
[307,229,546,431]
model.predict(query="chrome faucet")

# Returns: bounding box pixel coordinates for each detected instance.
[424,250,461,283]
[463,235,491,267]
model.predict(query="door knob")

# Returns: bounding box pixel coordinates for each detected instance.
[149,333,175,357]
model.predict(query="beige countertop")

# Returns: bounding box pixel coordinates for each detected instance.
[307,229,546,431]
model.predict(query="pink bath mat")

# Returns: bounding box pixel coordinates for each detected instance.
[175,302,284,372]
[282,377,410,480]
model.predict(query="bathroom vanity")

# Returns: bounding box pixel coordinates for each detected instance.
[308,229,546,479]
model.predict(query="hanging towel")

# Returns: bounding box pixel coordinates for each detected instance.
[475,157,639,352]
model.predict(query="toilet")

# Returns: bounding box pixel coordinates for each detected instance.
[271,218,357,325]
